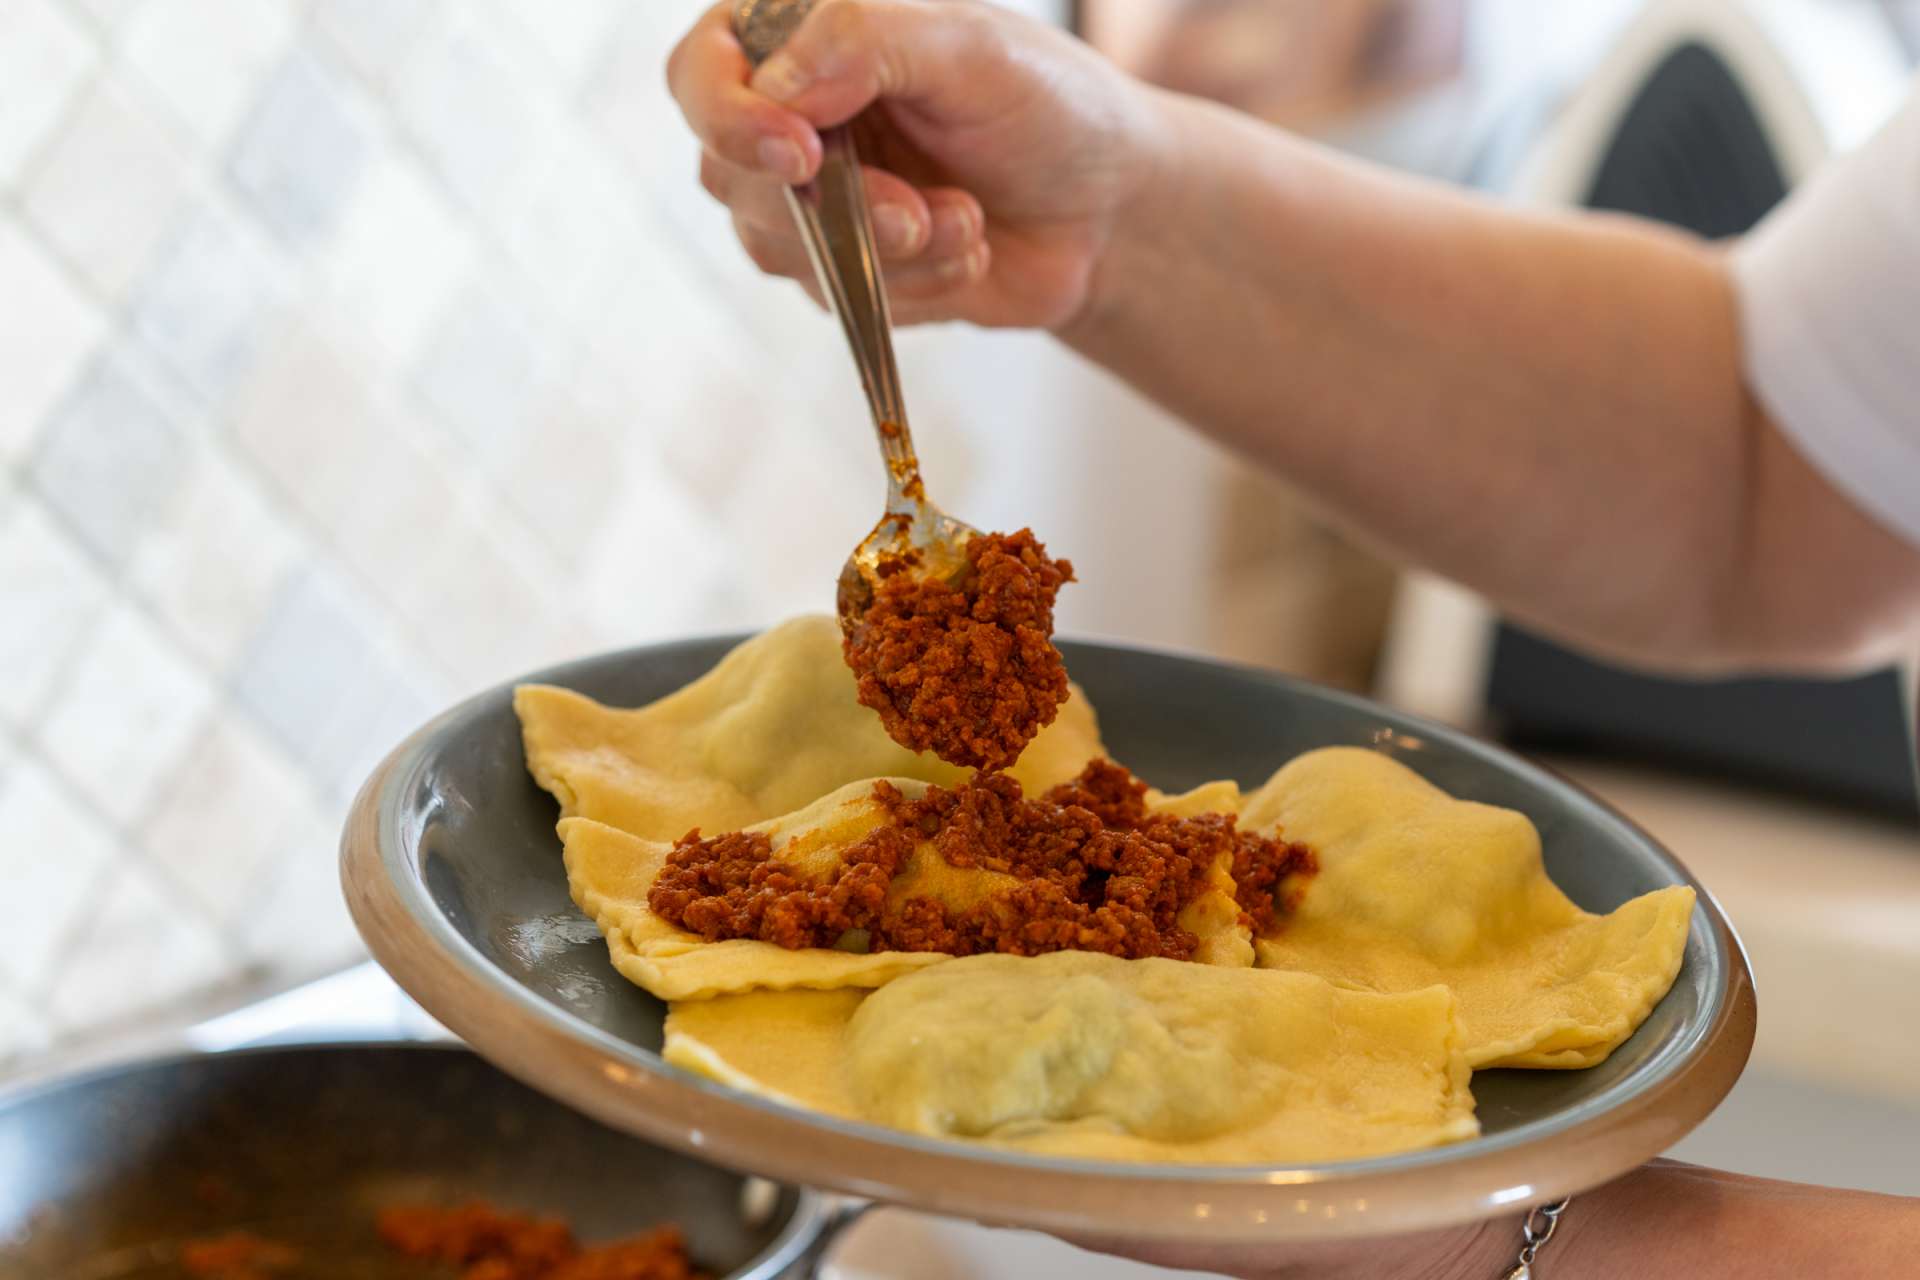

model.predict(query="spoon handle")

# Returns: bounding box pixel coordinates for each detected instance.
[734,0,922,509]
[783,128,923,508]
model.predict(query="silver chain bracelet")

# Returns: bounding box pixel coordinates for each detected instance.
[1499,1197,1570,1279]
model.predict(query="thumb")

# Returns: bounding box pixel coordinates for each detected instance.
[748,0,1009,130]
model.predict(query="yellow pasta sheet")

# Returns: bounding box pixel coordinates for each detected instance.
[665,952,1480,1164]
[561,776,1251,1002]
[1241,748,1694,1069]
[524,619,1691,1077]
[517,615,1103,843]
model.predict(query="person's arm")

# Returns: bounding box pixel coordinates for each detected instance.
[1060,91,1920,675]
[670,0,1920,676]
[1074,1160,1920,1280]
[668,8,1920,1276]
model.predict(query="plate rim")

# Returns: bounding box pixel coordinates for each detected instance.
[342,632,1757,1243]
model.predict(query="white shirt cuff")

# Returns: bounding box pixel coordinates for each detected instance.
[1731,82,1920,552]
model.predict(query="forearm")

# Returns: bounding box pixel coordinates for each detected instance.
[1086,1160,1920,1279]
[1548,1159,1920,1278]
[1060,92,1915,672]
[1463,1160,1920,1280]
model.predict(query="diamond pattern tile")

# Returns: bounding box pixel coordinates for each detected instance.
[39,602,217,827]
[0,218,104,464]
[128,199,289,403]
[140,717,312,926]
[118,0,294,148]
[393,10,543,217]
[0,0,96,188]
[0,495,113,730]
[19,77,192,299]
[0,757,120,991]
[307,0,433,87]
[227,47,373,247]
[0,0,1222,1065]
[43,856,230,1031]
[0,984,53,1067]
[125,448,304,667]
[29,350,190,570]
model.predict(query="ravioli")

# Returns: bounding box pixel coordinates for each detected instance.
[562,781,941,1000]
[562,778,1253,1001]
[1240,748,1694,1069]
[528,616,1694,1086]
[517,615,1105,843]
[663,952,1479,1164]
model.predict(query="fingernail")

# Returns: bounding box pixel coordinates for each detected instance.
[756,136,808,184]
[752,51,812,103]
[874,204,923,253]
[933,202,977,245]
[937,245,986,283]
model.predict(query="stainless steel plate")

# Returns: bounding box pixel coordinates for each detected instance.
[342,635,1755,1243]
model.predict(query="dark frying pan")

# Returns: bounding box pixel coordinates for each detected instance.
[0,1043,841,1279]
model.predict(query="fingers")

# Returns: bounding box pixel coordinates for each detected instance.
[671,0,1014,186]
[671,0,1000,325]
[668,1,822,183]
[889,235,993,317]
[707,154,935,256]
[920,189,987,263]
[735,210,992,323]
[748,0,1002,128]
[707,146,987,263]
[734,207,989,296]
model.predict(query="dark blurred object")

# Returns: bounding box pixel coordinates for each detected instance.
[1075,0,1467,131]
[1585,42,1789,236]
[0,1045,820,1279]
[1486,39,1919,822]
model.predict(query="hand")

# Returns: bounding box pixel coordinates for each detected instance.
[667,0,1169,330]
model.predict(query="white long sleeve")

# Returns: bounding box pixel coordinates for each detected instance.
[1733,79,1920,550]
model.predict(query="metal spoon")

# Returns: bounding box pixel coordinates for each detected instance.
[733,0,979,628]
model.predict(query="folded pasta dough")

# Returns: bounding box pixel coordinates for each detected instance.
[564,780,945,1001]
[562,779,1252,1001]
[664,952,1479,1164]
[1241,748,1694,1069]
[517,615,1105,843]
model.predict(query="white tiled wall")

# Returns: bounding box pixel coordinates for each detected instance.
[0,0,1252,1059]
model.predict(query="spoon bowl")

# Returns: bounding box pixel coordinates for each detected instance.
[833,437,980,627]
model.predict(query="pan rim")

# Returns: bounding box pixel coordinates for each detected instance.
[0,1040,833,1280]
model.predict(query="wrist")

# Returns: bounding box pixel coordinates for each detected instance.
[1411,1213,1530,1280]
[1053,85,1195,345]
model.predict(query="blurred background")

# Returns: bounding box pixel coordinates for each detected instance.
[0,0,1916,1264]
